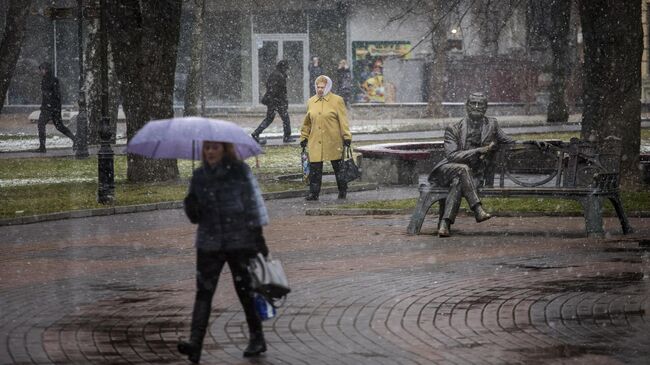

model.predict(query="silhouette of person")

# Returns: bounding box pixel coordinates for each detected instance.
[36,62,75,152]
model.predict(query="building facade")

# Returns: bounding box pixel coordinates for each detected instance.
[2,0,596,110]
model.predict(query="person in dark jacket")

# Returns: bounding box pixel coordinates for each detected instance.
[252,60,295,145]
[177,140,269,363]
[335,59,353,107]
[308,56,324,97]
[36,62,75,152]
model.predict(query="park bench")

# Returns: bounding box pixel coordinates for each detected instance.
[407,137,633,237]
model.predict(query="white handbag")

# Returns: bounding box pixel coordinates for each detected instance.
[248,253,291,306]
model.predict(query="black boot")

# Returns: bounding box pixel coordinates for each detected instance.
[177,340,201,363]
[243,332,267,357]
[283,135,296,143]
[305,179,321,201]
[178,299,210,363]
[251,133,267,145]
[305,164,322,201]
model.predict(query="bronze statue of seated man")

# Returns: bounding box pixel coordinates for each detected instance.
[428,92,545,237]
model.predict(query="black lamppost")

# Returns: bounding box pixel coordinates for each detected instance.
[97,0,114,204]
[75,0,89,159]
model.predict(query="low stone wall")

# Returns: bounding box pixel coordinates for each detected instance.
[355,140,567,186]
[355,142,445,185]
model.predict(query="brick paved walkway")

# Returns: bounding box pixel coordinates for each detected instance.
[1,193,649,364]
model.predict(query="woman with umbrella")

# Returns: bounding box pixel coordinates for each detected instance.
[177,140,269,362]
[127,117,269,361]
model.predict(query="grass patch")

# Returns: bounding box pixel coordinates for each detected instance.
[0,177,321,218]
[1,129,648,219]
[339,191,650,215]
[0,157,326,219]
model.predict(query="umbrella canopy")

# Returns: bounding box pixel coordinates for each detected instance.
[126,117,263,160]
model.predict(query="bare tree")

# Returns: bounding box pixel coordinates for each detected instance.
[389,0,463,117]
[183,0,205,117]
[527,0,572,124]
[108,0,183,182]
[545,0,572,124]
[390,0,528,116]
[473,0,523,56]
[578,0,642,184]
[427,2,450,117]
[0,0,32,113]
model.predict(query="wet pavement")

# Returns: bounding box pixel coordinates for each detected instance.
[2,111,650,363]
[1,187,649,364]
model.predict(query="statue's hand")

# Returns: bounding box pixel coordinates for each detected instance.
[480,142,497,154]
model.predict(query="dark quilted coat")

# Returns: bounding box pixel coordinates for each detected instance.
[185,159,263,253]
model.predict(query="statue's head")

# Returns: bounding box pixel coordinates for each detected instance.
[466,92,488,120]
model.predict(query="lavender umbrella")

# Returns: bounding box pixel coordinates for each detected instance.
[126,117,263,160]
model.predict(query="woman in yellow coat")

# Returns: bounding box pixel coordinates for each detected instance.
[300,75,352,201]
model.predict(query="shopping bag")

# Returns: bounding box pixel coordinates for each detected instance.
[301,147,310,185]
[254,293,276,321]
[340,146,361,183]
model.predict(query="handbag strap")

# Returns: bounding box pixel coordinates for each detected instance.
[342,144,353,160]
[255,254,268,283]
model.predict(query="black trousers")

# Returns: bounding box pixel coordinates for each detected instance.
[253,103,291,138]
[38,109,75,148]
[189,250,262,346]
[308,159,347,197]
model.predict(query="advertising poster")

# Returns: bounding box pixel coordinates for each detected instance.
[352,41,411,103]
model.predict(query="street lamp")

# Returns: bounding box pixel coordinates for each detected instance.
[96,0,114,204]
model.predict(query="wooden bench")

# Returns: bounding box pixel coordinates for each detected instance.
[407,137,633,237]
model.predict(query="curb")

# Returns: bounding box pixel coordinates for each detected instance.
[305,207,650,218]
[0,183,379,227]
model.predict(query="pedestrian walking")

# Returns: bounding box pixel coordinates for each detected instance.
[177,140,269,362]
[300,75,352,201]
[335,59,353,107]
[308,56,324,97]
[36,62,75,152]
[252,60,295,145]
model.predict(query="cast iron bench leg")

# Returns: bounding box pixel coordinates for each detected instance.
[580,195,605,237]
[608,194,634,234]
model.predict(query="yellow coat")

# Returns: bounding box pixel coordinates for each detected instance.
[300,93,352,162]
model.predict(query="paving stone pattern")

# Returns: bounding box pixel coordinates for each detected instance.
[1,199,649,364]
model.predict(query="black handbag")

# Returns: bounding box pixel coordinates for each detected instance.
[340,145,361,183]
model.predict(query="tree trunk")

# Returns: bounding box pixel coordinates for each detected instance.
[427,4,447,117]
[578,0,642,184]
[108,0,182,182]
[183,0,205,117]
[0,0,31,113]
[85,9,101,144]
[546,0,571,124]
